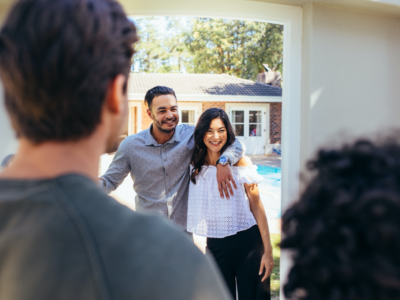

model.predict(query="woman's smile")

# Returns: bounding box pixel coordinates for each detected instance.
[209,141,222,146]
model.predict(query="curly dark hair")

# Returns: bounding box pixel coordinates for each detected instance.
[281,138,400,300]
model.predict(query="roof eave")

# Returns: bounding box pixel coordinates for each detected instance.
[128,93,282,102]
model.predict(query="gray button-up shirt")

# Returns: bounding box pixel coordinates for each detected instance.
[100,124,245,230]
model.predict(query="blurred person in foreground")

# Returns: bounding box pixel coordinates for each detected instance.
[281,137,400,300]
[0,0,231,299]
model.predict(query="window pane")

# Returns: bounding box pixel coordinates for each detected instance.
[249,110,262,123]
[249,124,261,137]
[234,124,244,136]
[232,110,244,123]
[182,110,195,124]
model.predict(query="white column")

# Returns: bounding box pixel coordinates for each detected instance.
[0,80,18,162]
[0,6,18,163]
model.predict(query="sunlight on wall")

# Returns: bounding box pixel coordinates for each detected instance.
[310,86,324,109]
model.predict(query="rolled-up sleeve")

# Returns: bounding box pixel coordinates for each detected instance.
[99,139,132,194]
[221,138,246,165]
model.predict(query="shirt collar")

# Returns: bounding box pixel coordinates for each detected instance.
[144,124,181,146]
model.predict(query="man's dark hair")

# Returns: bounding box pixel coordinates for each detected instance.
[144,86,176,110]
[0,0,138,144]
[281,137,400,300]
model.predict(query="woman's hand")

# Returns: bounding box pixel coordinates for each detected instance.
[259,251,274,282]
[216,164,237,199]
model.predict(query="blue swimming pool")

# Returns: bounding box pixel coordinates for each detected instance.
[256,165,281,218]
[256,165,281,188]
[256,165,281,175]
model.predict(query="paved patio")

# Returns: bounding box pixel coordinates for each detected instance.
[249,154,281,235]
[247,154,281,168]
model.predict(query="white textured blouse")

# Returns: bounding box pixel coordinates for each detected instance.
[187,165,264,238]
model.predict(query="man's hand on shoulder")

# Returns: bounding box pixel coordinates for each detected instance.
[216,164,237,199]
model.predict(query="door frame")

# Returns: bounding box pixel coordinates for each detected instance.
[226,103,270,155]
[126,2,302,297]
[128,101,142,135]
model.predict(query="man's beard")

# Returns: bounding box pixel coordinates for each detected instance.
[154,118,176,133]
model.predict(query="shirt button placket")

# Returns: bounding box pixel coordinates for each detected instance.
[167,202,173,218]
[163,146,172,218]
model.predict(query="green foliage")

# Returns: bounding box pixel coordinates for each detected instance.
[133,17,192,73]
[163,18,194,73]
[132,17,283,80]
[270,233,281,298]
[133,17,165,73]
[184,19,283,80]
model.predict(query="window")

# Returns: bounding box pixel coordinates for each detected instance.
[178,103,202,127]
[231,110,245,136]
[249,110,262,137]
[181,110,195,126]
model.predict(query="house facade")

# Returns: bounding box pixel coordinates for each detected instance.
[125,73,282,155]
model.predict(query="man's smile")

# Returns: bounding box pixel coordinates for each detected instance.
[163,119,176,125]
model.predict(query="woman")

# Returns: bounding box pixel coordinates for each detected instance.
[187,108,274,300]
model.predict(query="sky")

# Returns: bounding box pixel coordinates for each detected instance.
[130,16,192,35]
[129,16,193,73]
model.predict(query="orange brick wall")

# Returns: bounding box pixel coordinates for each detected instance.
[202,102,226,112]
[270,102,281,144]
[142,102,152,130]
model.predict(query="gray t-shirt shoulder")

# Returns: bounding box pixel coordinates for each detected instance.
[0,174,231,300]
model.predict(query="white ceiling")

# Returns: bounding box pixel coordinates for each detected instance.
[1,0,400,20]
[248,0,400,16]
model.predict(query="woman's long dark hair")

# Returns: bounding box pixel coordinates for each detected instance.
[190,108,236,184]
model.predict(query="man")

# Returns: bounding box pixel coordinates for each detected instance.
[100,85,245,230]
[281,137,400,300]
[0,0,230,299]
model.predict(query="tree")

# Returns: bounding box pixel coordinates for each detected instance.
[245,23,283,79]
[132,17,192,73]
[184,18,283,80]
[160,17,193,73]
[132,17,167,73]
[132,17,283,80]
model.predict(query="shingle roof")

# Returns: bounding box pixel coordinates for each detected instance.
[127,73,282,97]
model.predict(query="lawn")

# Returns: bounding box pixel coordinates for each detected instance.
[270,233,281,299]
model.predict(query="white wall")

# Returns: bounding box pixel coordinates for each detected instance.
[0,83,17,161]
[0,11,18,163]
[300,3,400,168]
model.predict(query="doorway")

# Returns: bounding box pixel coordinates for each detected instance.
[227,103,269,155]
[123,1,302,298]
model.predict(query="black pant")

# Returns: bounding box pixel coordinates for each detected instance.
[207,226,271,300]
